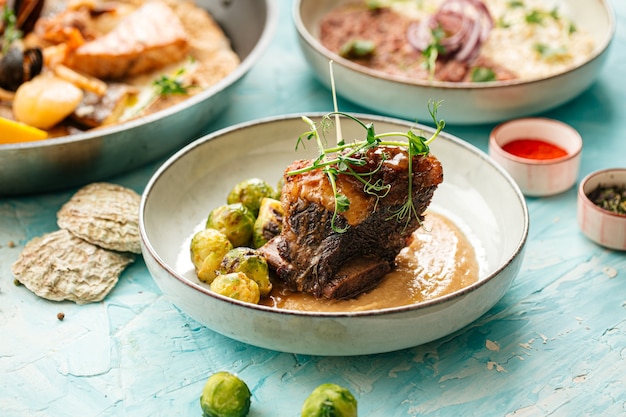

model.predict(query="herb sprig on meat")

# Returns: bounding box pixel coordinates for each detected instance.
[288,71,444,232]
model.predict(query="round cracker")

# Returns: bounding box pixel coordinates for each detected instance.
[11,229,135,304]
[57,182,142,253]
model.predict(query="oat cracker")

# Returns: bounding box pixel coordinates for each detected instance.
[11,229,135,304]
[57,182,142,253]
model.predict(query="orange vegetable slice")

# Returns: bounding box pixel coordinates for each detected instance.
[0,117,49,144]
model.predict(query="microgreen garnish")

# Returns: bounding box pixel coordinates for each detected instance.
[289,102,445,233]
[287,61,445,233]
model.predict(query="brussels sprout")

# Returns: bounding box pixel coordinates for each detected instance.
[210,272,260,304]
[206,203,255,248]
[252,197,284,249]
[190,229,233,284]
[200,371,251,417]
[219,247,272,296]
[301,383,358,417]
[227,178,276,216]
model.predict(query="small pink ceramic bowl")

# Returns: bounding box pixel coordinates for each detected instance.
[577,168,626,251]
[489,118,583,197]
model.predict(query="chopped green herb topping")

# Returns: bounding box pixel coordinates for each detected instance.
[471,67,496,82]
[533,43,569,60]
[525,8,559,25]
[339,39,376,59]
[153,68,191,96]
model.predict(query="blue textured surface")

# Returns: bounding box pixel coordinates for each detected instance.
[2,1,626,415]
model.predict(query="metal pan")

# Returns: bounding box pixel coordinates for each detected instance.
[0,0,277,196]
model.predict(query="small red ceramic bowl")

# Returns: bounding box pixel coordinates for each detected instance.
[577,168,626,251]
[489,118,583,197]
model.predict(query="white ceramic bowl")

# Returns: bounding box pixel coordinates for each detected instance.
[488,118,582,197]
[577,169,626,251]
[140,114,529,356]
[293,0,615,125]
[0,0,277,196]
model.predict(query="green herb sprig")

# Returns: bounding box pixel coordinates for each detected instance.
[153,67,191,96]
[422,26,446,81]
[288,101,444,233]
[1,7,23,55]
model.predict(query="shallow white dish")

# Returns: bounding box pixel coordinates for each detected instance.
[293,0,615,125]
[140,114,529,355]
[0,0,277,196]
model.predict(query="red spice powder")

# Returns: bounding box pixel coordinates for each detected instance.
[501,138,568,160]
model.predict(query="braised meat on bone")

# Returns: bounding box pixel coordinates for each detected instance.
[260,146,443,300]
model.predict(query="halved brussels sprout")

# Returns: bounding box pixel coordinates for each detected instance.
[210,272,260,304]
[252,197,283,249]
[219,247,272,296]
[206,203,255,248]
[190,228,233,284]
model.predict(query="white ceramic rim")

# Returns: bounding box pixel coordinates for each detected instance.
[292,0,616,92]
[489,117,583,166]
[140,112,530,319]
[579,168,626,219]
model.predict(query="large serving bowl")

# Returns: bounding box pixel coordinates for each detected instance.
[0,0,277,196]
[294,0,615,125]
[140,114,529,356]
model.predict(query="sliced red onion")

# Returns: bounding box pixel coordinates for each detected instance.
[406,0,493,63]
[406,17,434,52]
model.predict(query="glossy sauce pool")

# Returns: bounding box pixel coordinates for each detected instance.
[261,211,481,312]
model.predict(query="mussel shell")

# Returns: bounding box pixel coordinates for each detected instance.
[0,48,26,92]
[23,47,43,79]
[14,0,46,34]
[0,46,43,91]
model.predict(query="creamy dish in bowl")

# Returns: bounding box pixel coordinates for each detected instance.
[294,0,615,124]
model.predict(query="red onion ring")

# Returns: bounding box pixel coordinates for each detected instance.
[407,0,493,63]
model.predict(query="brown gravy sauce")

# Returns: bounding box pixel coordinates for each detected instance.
[260,211,480,312]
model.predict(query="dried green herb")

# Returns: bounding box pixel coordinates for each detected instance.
[587,184,626,215]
